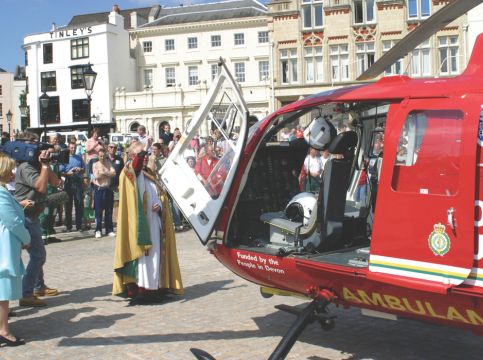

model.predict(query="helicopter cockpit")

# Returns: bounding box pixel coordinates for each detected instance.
[227,101,389,266]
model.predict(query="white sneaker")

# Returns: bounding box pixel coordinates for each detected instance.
[108,232,116,237]
[95,231,102,238]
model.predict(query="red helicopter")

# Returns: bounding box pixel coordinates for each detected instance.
[160,1,483,358]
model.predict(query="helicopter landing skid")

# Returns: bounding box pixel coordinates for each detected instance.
[268,300,336,360]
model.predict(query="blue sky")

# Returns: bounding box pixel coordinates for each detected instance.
[0,0,229,73]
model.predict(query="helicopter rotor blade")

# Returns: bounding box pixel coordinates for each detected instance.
[357,0,483,81]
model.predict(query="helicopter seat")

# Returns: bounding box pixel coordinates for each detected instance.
[318,131,358,251]
[260,192,320,249]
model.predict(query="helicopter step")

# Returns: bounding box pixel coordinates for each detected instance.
[268,299,336,360]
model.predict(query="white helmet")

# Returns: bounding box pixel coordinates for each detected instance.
[285,192,317,227]
[303,116,336,150]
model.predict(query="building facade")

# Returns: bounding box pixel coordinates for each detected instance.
[0,68,14,135]
[23,5,138,135]
[114,0,270,138]
[20,0,483,139]
[267,0,471,108]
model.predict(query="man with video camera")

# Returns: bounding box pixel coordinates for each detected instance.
[13,132,63,307]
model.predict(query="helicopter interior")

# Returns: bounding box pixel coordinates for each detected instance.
[227,101,388,268]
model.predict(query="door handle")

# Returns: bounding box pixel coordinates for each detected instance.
[447,207,455,230]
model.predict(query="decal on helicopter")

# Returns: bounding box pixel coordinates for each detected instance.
[236,251,286,275]
[342,287,483,326]
[428,223,451,256]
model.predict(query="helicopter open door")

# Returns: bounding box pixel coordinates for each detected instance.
[160,60,248,244]
[369,98,480,291]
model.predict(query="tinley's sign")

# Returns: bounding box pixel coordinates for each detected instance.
[50,27,93,39]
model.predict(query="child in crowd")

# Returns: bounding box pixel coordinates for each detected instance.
[82,176,94,230]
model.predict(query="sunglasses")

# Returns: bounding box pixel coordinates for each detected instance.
[108,145,117,148]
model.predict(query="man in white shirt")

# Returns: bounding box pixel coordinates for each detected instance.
[137,125,153,152]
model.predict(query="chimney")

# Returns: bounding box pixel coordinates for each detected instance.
[130,11,138,29]
[109,4,124,27]
[148,4,161,23]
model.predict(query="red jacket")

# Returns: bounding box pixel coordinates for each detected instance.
[195,156,219,182]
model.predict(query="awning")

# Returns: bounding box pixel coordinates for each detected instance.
[27,122,116,135]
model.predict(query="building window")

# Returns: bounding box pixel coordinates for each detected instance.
[72,99,90,122]
[258,60,270,81]
[165,39,175,51]
[258,31,269,43]
[356,42,375,77]
[70,65,90,89]
[71,37,89,59]
[438,36,459,76]
[383,40,403,75]
[188,66,198,85]
[144,69,153,87]
[166,67,176,87]
[0,85,2,95]
[0,103,2,117]
[188,37,198,49]
[234,33,245,45]
[353,0,375,24]
[302,0,324,29]
[211,35,221,47]
[143,41,153,53]
[305,46,323,83]
[280,49,298,84]
[234,62,245,83]
[43,43,53,64]
[211,64,219,80]
[408,0,430,19]
[42,96,60,124]
[41,71,57,92]
[330,44,349,82]
[411,40,431,77]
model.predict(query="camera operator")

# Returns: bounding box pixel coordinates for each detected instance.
[14,132,61,307]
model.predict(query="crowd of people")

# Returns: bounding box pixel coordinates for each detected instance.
[0,120,244,346]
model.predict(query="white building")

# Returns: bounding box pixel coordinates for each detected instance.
[0,68,14,135]
[23,5,138,135]
[114,0,270,138]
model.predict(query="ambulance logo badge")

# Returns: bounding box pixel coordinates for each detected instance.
[428,223,451,256]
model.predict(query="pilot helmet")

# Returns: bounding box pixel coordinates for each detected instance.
[285,192,317,226]
[303,116,336,150]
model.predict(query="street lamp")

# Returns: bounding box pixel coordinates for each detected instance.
[19,102,29,131]
[6,110,12,138]
[39,92,50,142]
[82,63,97,134]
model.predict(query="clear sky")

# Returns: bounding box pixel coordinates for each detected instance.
[0,0,220,73]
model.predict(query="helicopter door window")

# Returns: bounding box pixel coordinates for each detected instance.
[391,109,463,195]
[190,94,242,199]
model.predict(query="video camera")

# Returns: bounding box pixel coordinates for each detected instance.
[0,140,70,165]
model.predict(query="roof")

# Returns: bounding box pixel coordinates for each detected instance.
[68,6,152,29]
[0,68,7,73]
[140,0,267,28]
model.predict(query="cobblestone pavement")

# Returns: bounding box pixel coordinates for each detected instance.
[1,229,482,359]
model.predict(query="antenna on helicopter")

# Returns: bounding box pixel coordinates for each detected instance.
[357,0,483,81]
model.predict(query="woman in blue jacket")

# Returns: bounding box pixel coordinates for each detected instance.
[0,153,31,346]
